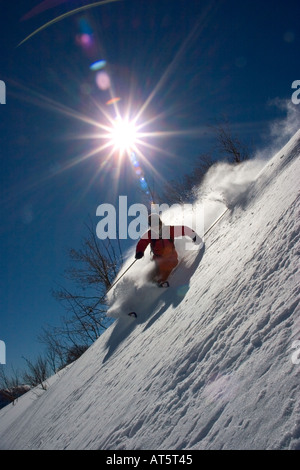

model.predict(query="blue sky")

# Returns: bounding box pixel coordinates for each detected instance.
[0,0,299,372]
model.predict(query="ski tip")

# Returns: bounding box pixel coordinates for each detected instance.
[128,312,137,318]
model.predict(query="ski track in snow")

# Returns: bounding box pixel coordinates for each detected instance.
[0,131,299,450]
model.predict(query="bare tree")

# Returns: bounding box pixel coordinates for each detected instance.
[160,153,214,204]
[65,344,89,365]
[212,118,251,164]
[22,355,49,391]
[1,221,124,394]
[39,327,68,373]
[160,117,252,205]
[0,366,28,405]
[39,220,122,372]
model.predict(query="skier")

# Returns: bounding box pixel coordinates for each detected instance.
[135,213,198,287]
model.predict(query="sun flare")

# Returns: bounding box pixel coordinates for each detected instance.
[108,117,137,155]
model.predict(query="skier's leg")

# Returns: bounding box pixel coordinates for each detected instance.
[157,255,178,283]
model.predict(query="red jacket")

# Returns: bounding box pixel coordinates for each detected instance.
[136,225,196,258]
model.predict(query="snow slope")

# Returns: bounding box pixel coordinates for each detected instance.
[0,131,299,450]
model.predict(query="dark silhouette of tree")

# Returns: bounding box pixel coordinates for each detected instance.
[212,118,251,164]
[160,118,251,204]
[40,221,122,372]
[22,355,49,390]
[0,366,29,406]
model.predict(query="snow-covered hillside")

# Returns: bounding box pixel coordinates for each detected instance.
[0,131,299,450]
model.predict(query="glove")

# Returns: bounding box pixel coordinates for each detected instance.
[135,251,144,259]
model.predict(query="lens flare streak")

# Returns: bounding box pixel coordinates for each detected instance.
[18,0,121,47]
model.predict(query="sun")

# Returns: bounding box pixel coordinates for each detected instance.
[108,117,137,155]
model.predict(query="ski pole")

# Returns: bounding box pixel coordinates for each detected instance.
[88,259,137,314]
[204,208,229,238]
[106,258,137,295]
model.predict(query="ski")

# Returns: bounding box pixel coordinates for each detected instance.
[128,312,137,318]
[157,281,169,288]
